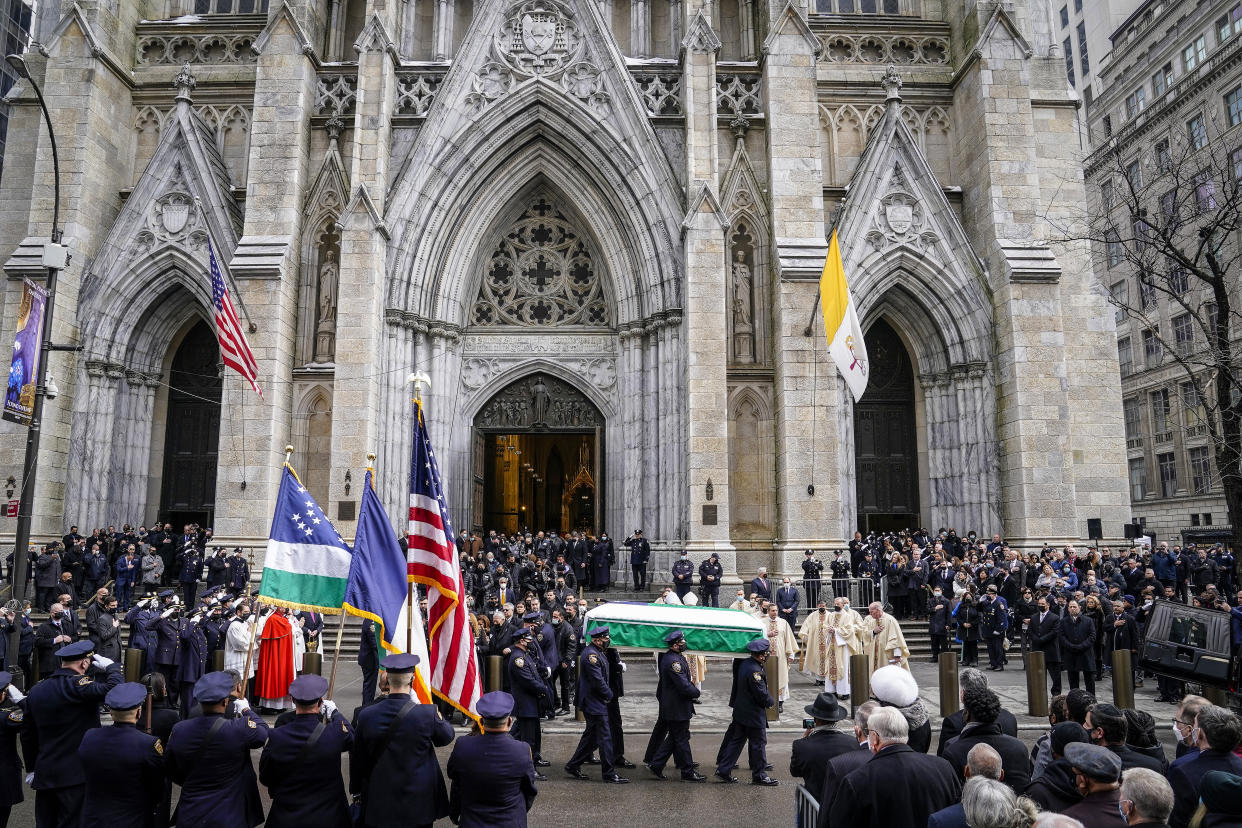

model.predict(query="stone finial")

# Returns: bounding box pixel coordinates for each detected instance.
[881,64,902,105]
[174,63,197,105]
[325,115,345,144]
[730,115,750,152]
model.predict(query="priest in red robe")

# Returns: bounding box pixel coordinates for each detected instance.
[256,606,295,710]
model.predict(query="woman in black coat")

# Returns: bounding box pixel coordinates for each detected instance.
[1014,589,1038,650]
[1057,600,1097,693]
[953,594,981,666]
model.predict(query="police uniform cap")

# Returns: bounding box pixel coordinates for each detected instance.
[105,682,149,711]
[158,589,175,599]
[588,625,610,638]
[476,691,515,720]
[1200,771,1242,816]
[380,653,421,673]
[193,671,235,704]
[55,640,95,659]
[1064,742,1122,782]
[663,629,685,644]
[745,638,770,653]
[514,627,535,641]
[521,612,543,624]
[0,672,13,692]
[288,674,329,703]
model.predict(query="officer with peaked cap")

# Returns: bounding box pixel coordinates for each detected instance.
[78,682,165,827]
[644,629,706,782]
[350,653,454,828]
[565,625,629,783]
[507,626,550,777]
[165,670,269,828]
[447,691,538,827]
[714,637,778,785]
[0,671,26,827]
[260,673,354,828]
[25,638,124,827]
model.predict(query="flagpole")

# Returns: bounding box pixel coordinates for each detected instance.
[408,374,430,656]
[327,609,348,697]
[244,444,292,693]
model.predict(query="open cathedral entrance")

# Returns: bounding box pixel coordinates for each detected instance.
[854,319,920,534]
[159,320,222,529]
[471,373,604,536]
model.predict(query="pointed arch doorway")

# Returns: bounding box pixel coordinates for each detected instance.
[854,319,920,533]
[471,373,604,536]
[159,320,222,528]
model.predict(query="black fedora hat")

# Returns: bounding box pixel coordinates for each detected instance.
[804,692,849,722]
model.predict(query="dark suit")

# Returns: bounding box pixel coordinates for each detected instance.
[260,711,354,828]
[507,648,548,760]
[0,703,24,820]
[644,648,700,774]
[936,707,1018,757]
[789,728,858,799]
[941,721,1032,793]
[350,693,455,828]
[927,803,969,828]
[823,744,961,828]
[1107,743,1165,775]
[750,577,771,600]
[447,732,538,828]
[1058,614,1097,693]
[567,643,614,776]
[78,721,164,828]
[1031,610,1063,694]
[357,619,379,705]
[33,619,74,679]
[165,707,269,828]
[815,743,871,822]
[1167,750,1242,828]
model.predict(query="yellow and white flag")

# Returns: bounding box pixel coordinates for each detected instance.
[819,230,869,401]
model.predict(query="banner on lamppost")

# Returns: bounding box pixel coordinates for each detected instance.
[2,279,48,426]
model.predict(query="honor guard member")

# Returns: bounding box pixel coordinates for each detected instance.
[829,553,851,603]
[526,611,559,717]
[625,530,651,592]
[564,625,629,783]
[165,670,269,828]
[0,672,26,828]
[78,682,165,828]
[643,630,706,782]
[507,627,550,778]
[447,691,538,827]
[25,639,124,827]
[803,550,825,608]
[260,674,354,828]
[714,638,778,786]
[350,653,454,828]
[671,552,695,601]
[698,553,723,607]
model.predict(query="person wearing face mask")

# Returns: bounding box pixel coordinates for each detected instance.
[729,590,749,612]
[714,638,778,785]
[1102,601,1139,690]
[798,599,857,695]
[698,553,723,607]
[1059,600,1098,695]
[775,579,800,629]
[643,630,706,782]
[564,626,627,783]
[927,587,950,661]
[551,609,576,714]
[1061,742,1125,828]
[671,552,694,601]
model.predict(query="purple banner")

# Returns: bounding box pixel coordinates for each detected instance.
[3,279,47,426]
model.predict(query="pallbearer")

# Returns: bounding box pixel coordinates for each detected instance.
[447,691,538,827]
[714,638,778,786]
[643,629,706,782]
[564,626,628,783]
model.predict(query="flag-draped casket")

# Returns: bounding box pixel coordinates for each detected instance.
[582,603,764,653]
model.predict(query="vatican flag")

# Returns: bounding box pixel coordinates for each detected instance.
[820,230,869,401]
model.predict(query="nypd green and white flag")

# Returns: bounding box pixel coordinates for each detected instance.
[258,464,352,614]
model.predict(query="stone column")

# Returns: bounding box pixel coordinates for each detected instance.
[680,10,720,186]
[631,0,650,58]
[739,0,755,60]
[433,0,453,60]
[119,373,160,524]
[641,320,660,534]
[620,327,643,542]
[669,0,683,51]
[666,311,687,545]
[78,362,119,529]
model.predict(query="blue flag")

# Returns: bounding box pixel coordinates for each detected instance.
[259,465,352,612]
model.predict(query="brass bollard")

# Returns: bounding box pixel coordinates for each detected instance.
[938,652,960,717]
[487,655,503,693]
[849,654,869,714]
[124,648,144,683]
[1025,650,1048,717]
[302,651,323,676]
[212,649,224,672]
[1111,649,1134,711]
[764,654,781,722]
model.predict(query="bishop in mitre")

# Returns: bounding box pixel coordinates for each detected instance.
[799,597,858,695]
[763,604,799,704]
[864,601,910,673]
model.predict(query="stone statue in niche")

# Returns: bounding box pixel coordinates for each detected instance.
[531,376,549,426]
[731,247,755,363]
[313,249,339,363]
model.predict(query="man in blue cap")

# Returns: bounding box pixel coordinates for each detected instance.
[165,670,269,827]
[565,625,628,783]
[351,653,454,828]
[644,629,706,782]
[507,626,550,778]
[0,671,27,828]
[714,637,778,785]
[78,682,165,827]
[25,639,124,826]
[447,690,538,826]
[260,673,353,828]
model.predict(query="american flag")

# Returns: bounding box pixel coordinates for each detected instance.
[407,401,480,719]
[209,241,262,397]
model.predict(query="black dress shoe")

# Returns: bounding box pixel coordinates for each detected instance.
[603,775,630,784]
[584,757,601,765]
[617,758,636,769]
[681,772,707,782]
[535,758,551,767]
[565,766,590,780]
[646,763,667,779]
[752,776,780,787]
[762,763,773,772]
[534,772,549,782]
[715,772,739,784]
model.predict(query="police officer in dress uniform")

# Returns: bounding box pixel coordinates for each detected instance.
[564,625,629,783]
[165,670,269,828]
[447,691,538,827]
[714,638,779,786]
[625,530,651,592]
[507,627,550,779]
[803,550,824,609]
[698,553,723,607]
[829,553,851,603]
[78,682,165,828]
[0,672,27,828]
[643,630,706,782]
[671,552,695,601]
[260,674,354,828]
[350,653,454,828]
[25,639,124,827]
[358,618,380,705]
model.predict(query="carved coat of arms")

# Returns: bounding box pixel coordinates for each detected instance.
[885,201,913,235]
[521,13,557,56]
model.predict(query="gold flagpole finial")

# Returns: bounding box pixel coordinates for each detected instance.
[284,445,294,464]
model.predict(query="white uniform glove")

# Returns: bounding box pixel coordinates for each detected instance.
[91,654,114,669]
[321,699,338,719]
[6,684,24,703]
[618,661,627,673]
[232,697,250,714]
[24,773,32,786]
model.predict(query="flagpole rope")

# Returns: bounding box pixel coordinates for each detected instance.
[811,302,819,492]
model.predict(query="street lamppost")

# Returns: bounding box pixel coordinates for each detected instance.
[5,53,68,689]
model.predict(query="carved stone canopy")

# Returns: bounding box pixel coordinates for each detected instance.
[474,373,604,431]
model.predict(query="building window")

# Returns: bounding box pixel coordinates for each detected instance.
[1191,512,1201,526]
[1218,5,1242,42]
[1157,451,1178,497]
[1060,4,1069,27]
[1143,327,1162,365]
[1110,280,1128,323]
[1126,159,1143,189]
[1101,180,1115,209]
[1169,266,1189,295]
[1124,397,1142,446]
[1206,302,1219,340]
[1125,87,1147,119]
[1139,274,1157,308]
[1193,171,1217,211]
[1203,513,1213,525]
[1152,63,1174,97]
[1188,114,1207,149]
[1129,458,1147,500]
[1160,189,1178,226]
[1228,87,1242,127]
[1156,139,1172,172]
[1077,22,1090,76]
[1232,147,1242,181]
[1174,313,1194,355]
[1107,232,1123,267]
[1118,337,1134,377]
[1182,381,1207,436]
[1184,35,1207,72]
[1064,38,1075,86]
[1152,388,1171,438]
[193,0,270,12]
[1190,446,1212,493]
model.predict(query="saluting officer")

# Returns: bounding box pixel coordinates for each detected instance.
[260,674,353,828]
[25,639,124,826]
[643,630,706,782]
[0,672,26,828]
[507,627,550,779]
[165,670,269,828]
[350,653,454,828]
[447,691,538,827]
[78,682,165,828]
[564,625,628,783]
[714,638,779,786]
[803,550,825,608]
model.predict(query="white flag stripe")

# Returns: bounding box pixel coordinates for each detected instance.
[408,519,448,549]
[265,540,352,579]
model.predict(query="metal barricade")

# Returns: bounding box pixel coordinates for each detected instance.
[820,577,884,610]
[795,784,820,828]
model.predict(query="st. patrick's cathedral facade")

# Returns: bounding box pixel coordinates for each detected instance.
[0,0,1131,579]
